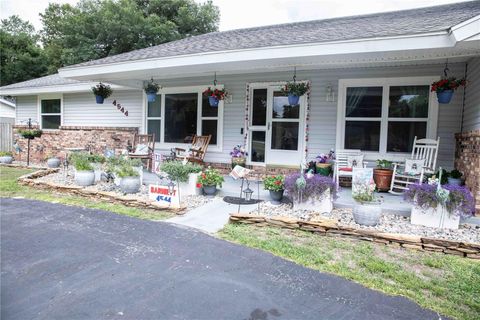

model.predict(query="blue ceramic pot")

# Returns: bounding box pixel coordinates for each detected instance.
[288,94,300,105]
[95,95,104,104]
[208,96,219,107]
[203,185,217,195]
[437,90,454,104]
[147,92,157,102]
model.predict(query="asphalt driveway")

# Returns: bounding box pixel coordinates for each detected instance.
[1,198,443,320]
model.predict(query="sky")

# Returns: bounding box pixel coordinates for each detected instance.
[0,0,470,32]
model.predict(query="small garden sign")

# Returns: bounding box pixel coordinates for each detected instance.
[148,185,180,208]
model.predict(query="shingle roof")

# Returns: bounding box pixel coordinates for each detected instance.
[66,1,480,68]
[0,73,85,90]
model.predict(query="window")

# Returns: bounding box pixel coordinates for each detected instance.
[40,99,61,129]
[145,86,222,148]
[338,77,438,157]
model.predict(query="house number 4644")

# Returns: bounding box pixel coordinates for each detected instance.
[112,100,129,117]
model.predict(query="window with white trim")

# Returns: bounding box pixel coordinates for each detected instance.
[146,86,222,148]
[40,99,61,129]
[338,77,438,156]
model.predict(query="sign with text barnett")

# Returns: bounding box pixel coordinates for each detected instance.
[148,184,180,208]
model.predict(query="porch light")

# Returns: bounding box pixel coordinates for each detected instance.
[326,83,335,102]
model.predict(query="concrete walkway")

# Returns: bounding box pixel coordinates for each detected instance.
[167,197,260,233]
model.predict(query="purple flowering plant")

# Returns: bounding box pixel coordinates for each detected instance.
[404,183,474,218]
[315,149,335,163]
[284,173,337,202]
[230,145,247,158]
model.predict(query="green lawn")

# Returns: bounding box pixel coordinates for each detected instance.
[219,223,480,320]
[0,166,173,220]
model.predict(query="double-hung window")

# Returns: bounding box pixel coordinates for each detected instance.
[337,77,438,158]
[40,97,62,129]
[146,86,223,150]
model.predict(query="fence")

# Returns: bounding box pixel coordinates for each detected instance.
[0,120,13,152]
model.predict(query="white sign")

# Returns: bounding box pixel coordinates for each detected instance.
[148,184,180,208]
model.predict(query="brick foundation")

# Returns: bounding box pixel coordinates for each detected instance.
[13,126,138,163]
[455,129,480,216]
[205,161,300,177]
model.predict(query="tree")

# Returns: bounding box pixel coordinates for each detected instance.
[40,0,219,72]
[0,16,49,86]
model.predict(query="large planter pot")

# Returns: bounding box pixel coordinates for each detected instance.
[208,96,219,107]
[373,168,393,192]
[447,177,462,186]
[203,185,217,196]
[146,92,157,102]
[119,176,141,194]
[287,94,300,105]
[179,173,200,196]
[75,170,95,186]
[95,95,105,104]
[231,157,246,169]
[411,205,460,229]
[269,190,284,204]
[316,163,332,176]
[353,203,382,226]
[292,190,332,213]
[0,156,13,164]
[47,157,61,168]
[436,90,454,104]
[90,163,103,182]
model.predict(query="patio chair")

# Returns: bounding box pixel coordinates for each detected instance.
[129,133,155,171]
[333,149,367,187]
[389,136,440,195]
[174,134,211,164]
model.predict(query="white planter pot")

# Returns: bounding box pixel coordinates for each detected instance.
[353,203,382,226]
[292,190,333,213]
[47,158,61,168]
[75,170,95,186]
[119,176,141,194]
[178,173,200,196]
[0,156,13,164]
[411,205,460,229]
[90,163,103,182]
[133,166,144,184]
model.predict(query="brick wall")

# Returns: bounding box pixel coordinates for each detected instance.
[13,126,138,163]
[455,129,480,216]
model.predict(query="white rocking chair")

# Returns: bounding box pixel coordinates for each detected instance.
[333,149,367,188]
[389,137,440,195]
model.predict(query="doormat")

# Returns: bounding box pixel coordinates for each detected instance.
[223,196,262,205]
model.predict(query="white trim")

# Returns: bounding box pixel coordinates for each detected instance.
[145,85,224,153]
[336,76,439,161]
[0,83,137,96]
[38,94,63,130]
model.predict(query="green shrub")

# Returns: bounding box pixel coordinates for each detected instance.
[0,151,13,157]
[87,154,106,163]
[160,161,202,182]
[71,153,93,171]
[449,169,462,179]
[106,156,141,173]
[115,164,139,178]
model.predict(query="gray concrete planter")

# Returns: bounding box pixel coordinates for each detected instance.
[75,170,95,186]
[0,156,13,164]
[269,190,284,204]
[203,185,217,196]
[47,158,61,168]
[90,163,103,182]
[119,176,141,194]
[353,203,382,226]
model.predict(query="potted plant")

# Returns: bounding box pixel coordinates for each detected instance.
[315,149,335,176]
[431,77,466,104]
[352,178,382,226]
[284,172,336,212]
[202,87,227,107]
[87,153,106,182]
[404,183,474,229]
[230,145,247,169]
[0,151,13,164]
[71,153,95,186]
[263,175,285,204]
[92,82,112,104]
[373,159,393,192]
[160,161,203,196]
[45,154,61,168]
[18,129,42,139]
[447,169,463,186]
[197,167,224,195]
[144,80,161,102]
[116,163,141,194]
[280,81,309,105]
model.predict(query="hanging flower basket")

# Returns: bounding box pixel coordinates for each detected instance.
[92,83,113,104]
[203,87,227,107]
[280,82,309,105]
[431,77,466,104]
[18,129,43,140]
[144,80,161,103]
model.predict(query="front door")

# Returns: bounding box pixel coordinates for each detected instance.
[248,84,305,166]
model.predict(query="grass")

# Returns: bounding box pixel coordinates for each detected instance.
[0,166,174,220]
[219,223,480,320]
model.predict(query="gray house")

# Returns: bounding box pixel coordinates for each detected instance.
[1,2,479,177]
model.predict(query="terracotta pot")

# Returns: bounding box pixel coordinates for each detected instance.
[373,168,393,192]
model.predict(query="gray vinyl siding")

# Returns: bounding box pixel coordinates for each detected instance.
[13,62,466,168]
[63,90,143,128]
[463,57,480,132]
[15,96,37,124]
